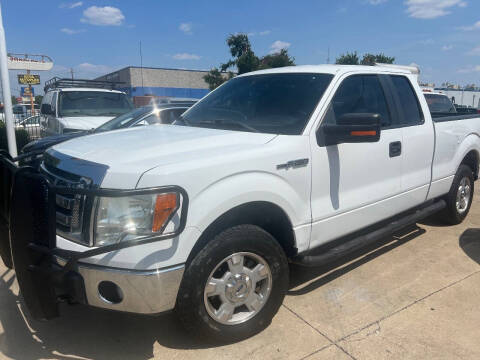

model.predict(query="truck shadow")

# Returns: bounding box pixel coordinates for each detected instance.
[288,225,426,295]
[459,228,480,264]
[0,269,205,360]
[0,225,426,359]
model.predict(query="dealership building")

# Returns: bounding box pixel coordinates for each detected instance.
[95,66,211,99]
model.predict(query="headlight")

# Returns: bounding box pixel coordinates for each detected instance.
[94,192,179,246]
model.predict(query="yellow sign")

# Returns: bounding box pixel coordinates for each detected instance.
[17,74,40,85]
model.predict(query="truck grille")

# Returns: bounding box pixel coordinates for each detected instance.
[40,162,92,246]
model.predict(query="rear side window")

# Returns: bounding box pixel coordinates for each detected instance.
[424,94,456,113]
[390,76,424,125]
[323,74,391,127]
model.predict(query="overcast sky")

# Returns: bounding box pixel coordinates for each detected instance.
[2,0,480,95]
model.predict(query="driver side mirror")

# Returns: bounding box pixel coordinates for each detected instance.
[41,104,53,115]
[318,113,381,146]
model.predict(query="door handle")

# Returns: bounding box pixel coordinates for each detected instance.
[389,141,402,157]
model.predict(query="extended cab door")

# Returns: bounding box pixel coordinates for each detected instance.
[309,73,404,248]
[386,75,434,204]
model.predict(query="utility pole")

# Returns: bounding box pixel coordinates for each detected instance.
[0,3,17,157]
[70,67,74,80]
[139,41,144,93]
[327,46,330,64]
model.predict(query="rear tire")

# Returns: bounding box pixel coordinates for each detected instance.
[440,164,474,225]
[175,224,289,343]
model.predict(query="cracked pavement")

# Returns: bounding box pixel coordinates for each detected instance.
[0,194,479,359]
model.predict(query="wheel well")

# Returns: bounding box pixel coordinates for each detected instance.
[461,150,479,180]
[186,202,297,265]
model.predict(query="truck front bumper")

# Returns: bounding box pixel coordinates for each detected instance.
[55,257,184,314]
[0,152,189,320]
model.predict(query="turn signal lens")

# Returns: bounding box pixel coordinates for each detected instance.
[152,193,178,232]
[350,130,377,136]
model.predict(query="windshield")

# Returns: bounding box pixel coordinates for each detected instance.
[180,73,333,135]
[425,94,456,113]
[95,106,153,132]
[58,91,133,117]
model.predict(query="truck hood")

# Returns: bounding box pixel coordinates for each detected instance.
[21,131,87,154]
[62,116,115,130]
[51,125,277,185]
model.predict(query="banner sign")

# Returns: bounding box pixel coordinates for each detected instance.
[18,74,40,85]
[8,54,53,71]
[20,87,34,97]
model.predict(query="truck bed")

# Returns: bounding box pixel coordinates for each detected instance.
[429,114,480,199]
[431,113,480,122]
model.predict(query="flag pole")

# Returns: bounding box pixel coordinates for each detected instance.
[0,2,16,157]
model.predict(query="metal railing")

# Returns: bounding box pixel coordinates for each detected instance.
[11,114,42,140]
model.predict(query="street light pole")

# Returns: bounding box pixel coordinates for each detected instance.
[0,3,16,157]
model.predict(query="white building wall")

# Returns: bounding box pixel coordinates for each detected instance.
[438,89,480,109]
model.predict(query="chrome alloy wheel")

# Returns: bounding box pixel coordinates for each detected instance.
[456,176,472,214]
[203,252,272,325]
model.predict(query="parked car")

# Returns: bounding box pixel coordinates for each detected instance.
[20,102,195,167]
[15,115,41,140]
[2,64,480,342]
[40,77,134,137]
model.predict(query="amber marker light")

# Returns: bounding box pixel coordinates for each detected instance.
[350,130,377,136]
[152,193,178,232]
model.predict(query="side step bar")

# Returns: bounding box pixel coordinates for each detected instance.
[292,200,446,267]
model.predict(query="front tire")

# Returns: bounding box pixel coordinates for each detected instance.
[175,225,289,342]
[440,164,474,225]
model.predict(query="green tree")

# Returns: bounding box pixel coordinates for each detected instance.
[335,51,360,65]
[204,33,295,90]
[361,53,395,65]
[336,52,395,65]
[259,49,295,69]
[35,95,43,105]
[11,95,17,105]
[203,68,234,90]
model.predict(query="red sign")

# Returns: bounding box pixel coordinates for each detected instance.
[16,97,22,103]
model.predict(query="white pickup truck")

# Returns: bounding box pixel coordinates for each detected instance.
[1,64,479,342]
[40,78,133,136]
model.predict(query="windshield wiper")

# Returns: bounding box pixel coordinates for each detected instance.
[196,119,259,133]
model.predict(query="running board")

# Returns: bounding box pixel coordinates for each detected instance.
[292,200,446,267]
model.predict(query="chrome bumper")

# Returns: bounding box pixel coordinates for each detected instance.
[57,258,184,314]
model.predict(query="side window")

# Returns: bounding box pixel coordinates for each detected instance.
[51,92,58,115]
[389,76,424,125]
[41,91,53,113]
[324,75,391,127]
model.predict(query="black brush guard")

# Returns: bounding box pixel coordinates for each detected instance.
[0,152,188,320]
